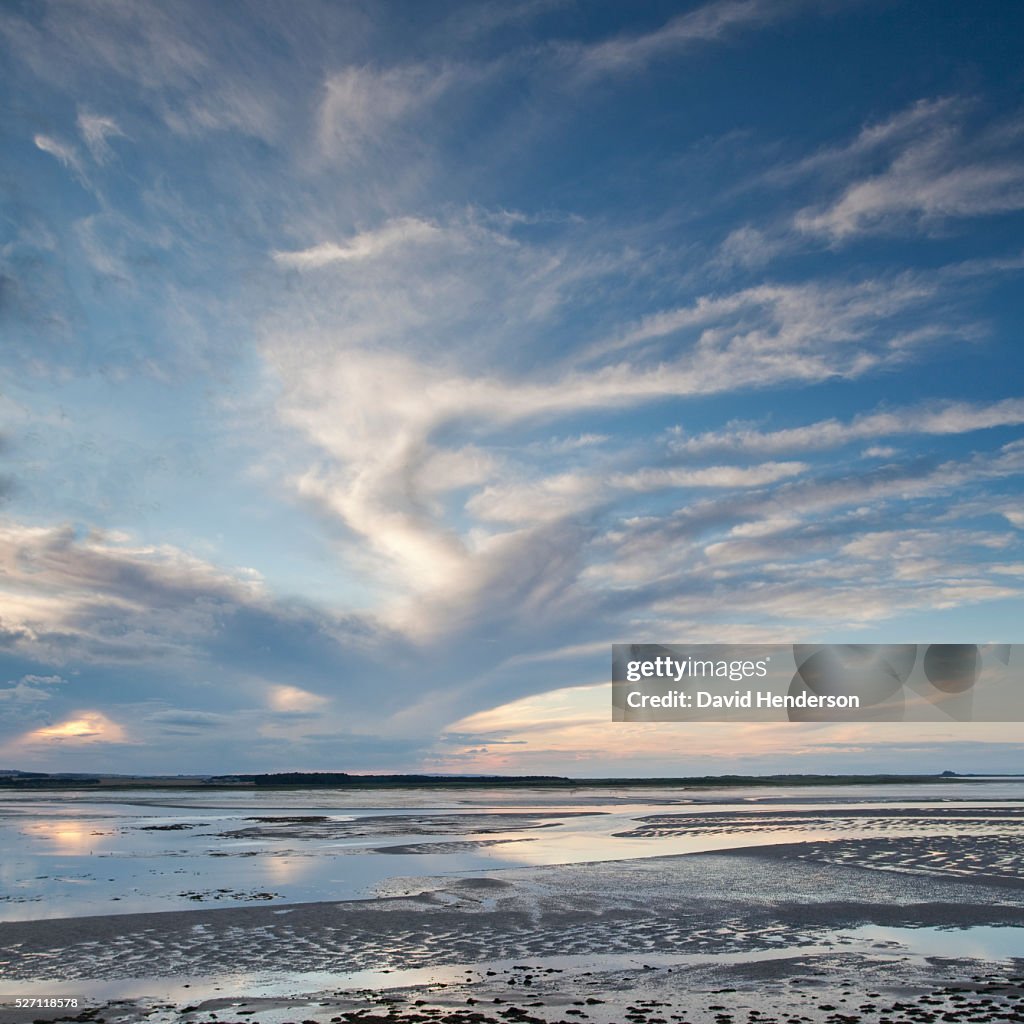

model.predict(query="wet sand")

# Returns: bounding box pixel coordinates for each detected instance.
[1,801,1022,1023]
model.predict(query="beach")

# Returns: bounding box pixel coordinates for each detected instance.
[1,783,1022,1023]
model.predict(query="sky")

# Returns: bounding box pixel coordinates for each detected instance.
[1,0,1024,777]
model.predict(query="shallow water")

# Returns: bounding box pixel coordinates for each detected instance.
[1,781,1022,921]
[844,923,1024,960]
[0,923,1020,1003]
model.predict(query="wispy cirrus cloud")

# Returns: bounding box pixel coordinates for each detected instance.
[274,217,443,268]
[712,97,1024,264]
[583,272,949,364]
[316,63,462,162]
[669,398,1024,456]
[33,133,87,183]
[2,0,302,142]
[76,110,124,163]
[790,99,1024,240]
[2,0,1023,775]
[261,225,1022,645]
[566,0,808,79]
[466,461,809,525]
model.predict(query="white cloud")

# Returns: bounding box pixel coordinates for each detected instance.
[587,439,1024,620]
[669,398,1024,456]
[163,83,281,141]
[0,674,67,707]
[585,274,943,364]
[0,521,266,663]
[1,1,206,92]
[799,158,1024,240]
[715,225,781,270]
[20,674,66,686]
[769,97,963,184]
[267,684,329,713]
[317,63,456,160]
[792,100,1024,240]
[76,110,124,162]
[465,471,598,524]
[990,563,1024,576]
[617,461,808,492]
[0,682,54,704]
[538,433,609,453]
[33,133,86,182]
[274,217,443,268]
[570,0,794,78]
[266,336,839,623]
[465,461,808,526]
[259,232,1020,643]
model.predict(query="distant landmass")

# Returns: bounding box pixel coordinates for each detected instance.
[1,769,1017,790]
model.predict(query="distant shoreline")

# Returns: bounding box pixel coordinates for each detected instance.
[1,770,1020,791]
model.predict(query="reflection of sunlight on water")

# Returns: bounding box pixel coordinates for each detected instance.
[261,855,312,884]
[1,783,1022,921]
[21,820,108,855]
[490,825,844,866]
[843,924,1024,960]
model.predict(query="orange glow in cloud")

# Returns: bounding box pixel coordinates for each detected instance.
[440,684,1021,774]
[22,711,128,745]
[268,684,329,712]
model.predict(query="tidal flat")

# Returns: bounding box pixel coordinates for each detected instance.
[1,781,1022,1023]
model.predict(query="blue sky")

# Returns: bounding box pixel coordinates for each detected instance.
[2,0,1024,776]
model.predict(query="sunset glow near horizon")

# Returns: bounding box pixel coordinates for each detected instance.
[2,1,1024,776]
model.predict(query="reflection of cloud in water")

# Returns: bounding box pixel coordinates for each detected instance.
[2,783,1022,922]
[22,820,106,856]
[261,854,312,884]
